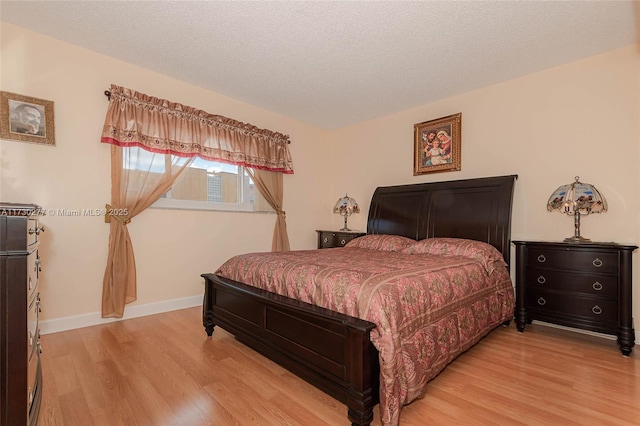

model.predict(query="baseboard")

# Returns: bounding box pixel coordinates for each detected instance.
[531,320,639,345]
[39,295,202,335]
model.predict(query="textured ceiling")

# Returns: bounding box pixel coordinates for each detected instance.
[1,1,637,130]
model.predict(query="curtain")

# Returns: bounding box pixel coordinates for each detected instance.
[246,168,290,252]
[100,84,294,317]
[102,146,193,318]
[101,84,294,173]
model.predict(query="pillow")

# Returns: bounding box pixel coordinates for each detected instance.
[345,234,416,252]
[401,237,506,274]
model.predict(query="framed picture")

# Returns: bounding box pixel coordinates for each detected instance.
[0,91,55,146]
[413,112,461,175]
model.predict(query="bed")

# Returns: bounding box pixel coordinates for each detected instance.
[202,174,517,425]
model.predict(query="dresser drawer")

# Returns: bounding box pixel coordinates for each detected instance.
[525,268,617,299]
[27,250,40,297]
[526,288,617,324]
[27,218,40,247]
[27,293,40,361]
[527,247,618,275]
[27,353,39,409]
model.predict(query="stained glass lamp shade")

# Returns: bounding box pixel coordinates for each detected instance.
[547,176,607,243]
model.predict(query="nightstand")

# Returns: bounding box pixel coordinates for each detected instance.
[316,230,365,249]
[513,240,637,356]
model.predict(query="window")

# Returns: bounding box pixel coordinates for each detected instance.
[159,158,273,212]
[124,148,273,212]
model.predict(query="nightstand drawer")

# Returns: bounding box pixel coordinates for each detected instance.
[316,230,365,249]
[526,289,617,324]
[527,247,618,274]
[525,269,617,299]
[319,232,337,248]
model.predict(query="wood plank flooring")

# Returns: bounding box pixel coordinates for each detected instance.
[38,307,640,425]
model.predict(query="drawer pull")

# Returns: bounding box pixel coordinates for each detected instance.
[28,388,33,405]
[323,237,328,243]
[537,255,546,263]
[537,297,546,306]
[592,258,603,268]
[536,275,546,284]
[28,331,33,347]
[28,226,45,235]
[28,276,33,291]
[35,258,42,272]
[37,342,43,354]
[592,282,603,291]
[340,239,346,245]
[592,305,603,315]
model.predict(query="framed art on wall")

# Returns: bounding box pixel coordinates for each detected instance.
[413,112,461,175]
[0,91,55,146]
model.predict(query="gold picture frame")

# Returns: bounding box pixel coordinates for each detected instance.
[413,113,461,175]
[0,91,55,146]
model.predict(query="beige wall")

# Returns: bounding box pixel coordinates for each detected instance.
[0,23,330,324]
[327,44,640,334]
[2,23,639,337]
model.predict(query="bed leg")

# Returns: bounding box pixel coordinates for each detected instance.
[348,406,373,426]
[202,274,216,337]
[203,313,215,336]
[515,308,527,332]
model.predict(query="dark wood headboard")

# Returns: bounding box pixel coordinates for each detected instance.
[367,175,517,266]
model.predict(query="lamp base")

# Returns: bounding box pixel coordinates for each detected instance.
[564,210,592,243]
[563,235,592,243]
[340,214,352,232]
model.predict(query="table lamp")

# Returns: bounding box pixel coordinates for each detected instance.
[547,176,607,242]
[333,194,360,231]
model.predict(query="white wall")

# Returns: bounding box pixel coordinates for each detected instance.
[2,23,639,339]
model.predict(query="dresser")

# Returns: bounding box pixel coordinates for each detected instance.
[513,240,637,356]
[316,230,366,249]
[0,203,44,426]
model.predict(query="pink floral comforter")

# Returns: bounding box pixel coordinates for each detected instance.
[216,237,514,425]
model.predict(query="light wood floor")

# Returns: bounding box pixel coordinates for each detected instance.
[38,307,640,425]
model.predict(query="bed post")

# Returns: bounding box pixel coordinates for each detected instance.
[346,328,378,426]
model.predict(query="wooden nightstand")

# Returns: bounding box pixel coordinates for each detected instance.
[316,230,365,249]
[513,240,638,356]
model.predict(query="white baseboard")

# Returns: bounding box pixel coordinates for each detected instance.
[39,295,202,335]
[532,320,639,346]
[38,298,640,345]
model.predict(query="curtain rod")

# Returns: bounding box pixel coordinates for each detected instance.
[102,89,290,144]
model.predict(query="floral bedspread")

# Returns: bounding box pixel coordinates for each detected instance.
[216,238,514,425]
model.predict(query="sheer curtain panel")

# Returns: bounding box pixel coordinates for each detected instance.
[246,168,290,252]
[102,146,193,318]
[100,85,294,317]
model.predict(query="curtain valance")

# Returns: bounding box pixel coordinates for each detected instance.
[100,84,294,174]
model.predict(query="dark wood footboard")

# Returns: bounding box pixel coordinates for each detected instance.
[202,273,380,426]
